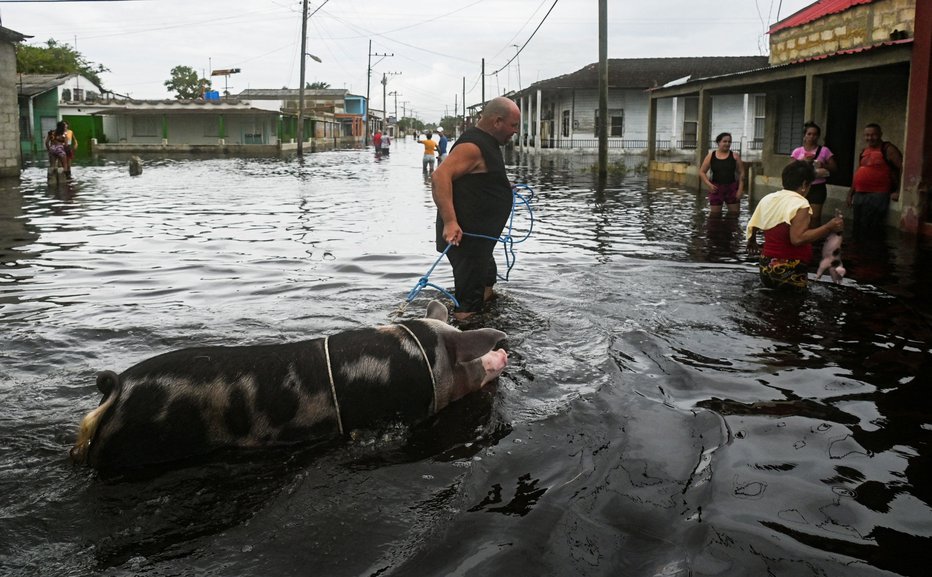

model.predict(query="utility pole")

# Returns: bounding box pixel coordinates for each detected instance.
[512,44,522,91]
[388,90,399,120]
[598,0,608,183]
[366,41,393,145]
[297,0,309,156]
[462,76,466,136]
[481,58,485,106]
[401,100,409,118]
[382,72,401,133]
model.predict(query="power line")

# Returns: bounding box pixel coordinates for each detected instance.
[488,0,559,76]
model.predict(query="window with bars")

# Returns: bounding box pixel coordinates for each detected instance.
[753,94,766,146]
[681,97,699,148]
[775,91,804,154]
[132,116,159,137]
[594,109,623,137]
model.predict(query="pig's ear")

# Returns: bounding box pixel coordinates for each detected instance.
[448,328,507,362]
[425,300,448,321]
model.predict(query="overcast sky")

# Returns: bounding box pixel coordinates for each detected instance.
[1,0,816,121]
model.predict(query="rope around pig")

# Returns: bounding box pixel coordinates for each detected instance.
[392,184,535,318]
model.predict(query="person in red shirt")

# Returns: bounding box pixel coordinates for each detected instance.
[746,161,844,290]
[847,123,902,236]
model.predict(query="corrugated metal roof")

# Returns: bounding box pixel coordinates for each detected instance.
[0,26,31,43]
[769,0,875,34]
[516,56,771,94]
[15,73,75,97]
[85,99,279,115]
[649,38,910,96]
[236,88,349,99]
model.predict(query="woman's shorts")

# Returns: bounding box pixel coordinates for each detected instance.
[758,256,807,290]
[807,183,827,205]
[709,182,739,206]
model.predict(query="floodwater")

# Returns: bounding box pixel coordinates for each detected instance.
[1,139,930,577]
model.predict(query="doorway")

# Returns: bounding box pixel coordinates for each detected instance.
[825,82,859,187]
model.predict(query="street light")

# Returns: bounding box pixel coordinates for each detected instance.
[512,44,522,91]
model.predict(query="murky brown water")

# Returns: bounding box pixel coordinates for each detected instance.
[1,139,929,576]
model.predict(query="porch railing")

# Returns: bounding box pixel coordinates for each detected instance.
[520,136,754,154]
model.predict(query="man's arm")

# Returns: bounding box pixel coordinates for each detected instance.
[698,152,714,191]
[430,142,484,245]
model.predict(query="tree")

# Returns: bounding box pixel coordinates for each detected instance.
[164,65,211,100]
[438,115,459,135]
[306,81,330,89]
[16,39,109,87]
[397,116,425,133]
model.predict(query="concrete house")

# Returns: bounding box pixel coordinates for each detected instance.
[648,0,930,233]
[86,98,282,154]
[511,57,769,156]
[0,26,29,178]
[237,88,367,148]
[16,73,106,160]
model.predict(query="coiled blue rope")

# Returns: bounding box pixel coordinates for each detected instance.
[399,184,535,312]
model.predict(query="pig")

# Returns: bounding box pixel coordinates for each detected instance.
[815,232,845,283]
[70,301,507,471]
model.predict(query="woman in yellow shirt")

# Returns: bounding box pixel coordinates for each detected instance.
[418,132,438,174]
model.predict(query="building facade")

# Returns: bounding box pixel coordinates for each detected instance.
[0,26,30,178]
[510,57,769,157]
[648,0,930,233]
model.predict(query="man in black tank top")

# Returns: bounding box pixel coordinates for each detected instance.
[431,96,521,320]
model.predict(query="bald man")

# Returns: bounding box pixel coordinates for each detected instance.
[431,96,521,320]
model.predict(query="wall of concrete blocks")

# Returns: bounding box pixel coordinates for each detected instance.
[770,0,916,65]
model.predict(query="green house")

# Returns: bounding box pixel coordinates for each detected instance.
[17,73,106,161]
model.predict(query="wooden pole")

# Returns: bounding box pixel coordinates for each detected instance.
[598,0,608,181]
[297,0,308,156]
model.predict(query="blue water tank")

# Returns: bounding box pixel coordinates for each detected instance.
[205,91,220,100]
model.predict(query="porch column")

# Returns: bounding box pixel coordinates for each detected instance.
[571,88,576,143]
[161,114,169,143]
[902,0,932,231]
[804,73,825,130]
[518,96,524,152]
[696,88,712,167]
[535,89,542,151]
[218,115,226,140]
[669,97,678,146]
[647,93,657,163]
[528,94,533,150]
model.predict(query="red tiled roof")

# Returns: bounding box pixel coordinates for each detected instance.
[769,0,875,34]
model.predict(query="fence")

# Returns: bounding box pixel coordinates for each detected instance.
[522,136,760,154]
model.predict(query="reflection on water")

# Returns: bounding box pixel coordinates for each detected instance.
[1,143,929,576]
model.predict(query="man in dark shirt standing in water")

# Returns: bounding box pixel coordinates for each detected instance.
[432,96,521,321]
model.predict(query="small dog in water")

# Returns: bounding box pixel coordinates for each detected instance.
[816,210,845,283]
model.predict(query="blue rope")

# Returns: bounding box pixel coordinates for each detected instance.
[403,184,535,308]
[405,243,461,308]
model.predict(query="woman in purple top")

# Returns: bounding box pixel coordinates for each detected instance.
[791,121,837,227]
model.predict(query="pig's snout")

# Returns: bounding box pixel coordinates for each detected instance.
[480,348,508,386]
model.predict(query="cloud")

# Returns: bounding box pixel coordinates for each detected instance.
[4,0,815,120]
